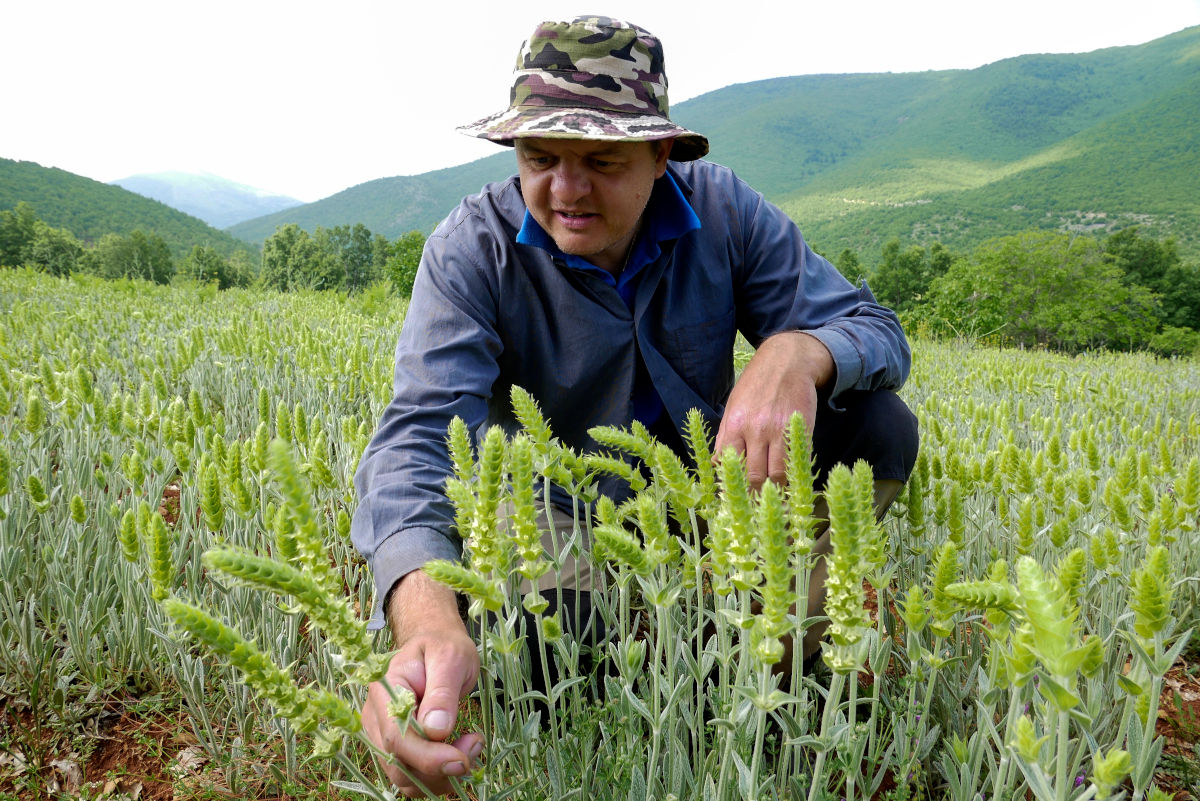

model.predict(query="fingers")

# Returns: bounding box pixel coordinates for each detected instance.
[361,639,482,797]
[415,629,479,739]
[361,675,476,796]
[715,416,789,492]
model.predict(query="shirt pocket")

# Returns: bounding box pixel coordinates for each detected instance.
[662,307,737,400]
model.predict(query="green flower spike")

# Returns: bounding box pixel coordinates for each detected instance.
[24,390,45,434]
[510,386,555,456]
[584,453,647,493]
[653,443,700,528]
[635,493,676,569]
[717,450,759,591]
[162,598,307,720]
[424,559,504,612]
[783,412,817,548]
[823,461,879,673]
[388,685,418,734]
[69,493,87,524]
[1011,714,1049,763]
[267,439,341,598]
[752,481,791,665]
[684,409,716,510]
[25,474,50,514]
[594,522,653,577]
[1129,545,1173,641]
[1177,457,1198,511]
[202,548,386,683]
[1054,548,1087,609]
[507,435,548,579]
[589,421,657,466]
[900,583,930,634]
[928,542,960,638]
[146,511,175,601]
[1091,747,1131,800]
[200,461,225,532]
[468,426,509,576]
[118,509,140,563]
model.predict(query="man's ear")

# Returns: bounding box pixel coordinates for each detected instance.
[653,138,674,176]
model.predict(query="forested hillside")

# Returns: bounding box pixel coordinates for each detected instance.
[227,25,1200,260]
[227,154,514,244]
[0,159,256,259]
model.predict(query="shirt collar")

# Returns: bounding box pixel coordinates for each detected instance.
[515,170,702,281]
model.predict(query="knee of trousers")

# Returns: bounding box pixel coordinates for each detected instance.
[811,389,919,487]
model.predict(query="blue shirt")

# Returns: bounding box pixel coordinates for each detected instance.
[353,159,911,626]
[514,172,702,430]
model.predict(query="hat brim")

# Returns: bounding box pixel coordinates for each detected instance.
[458,105,709,162]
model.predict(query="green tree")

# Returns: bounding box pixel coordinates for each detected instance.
[1102,227,1200,331]
[926,231,1158,352]
[86,229,175,284]
[261,224,304,291]
[834,248,863,283]
[385,230,426,297]
[262,224,347,292]
[1103,226,1179,289]
[27,221,84,277]
[0,202,39,266]
[870,239,953,313]
[1157,263,1200,330]
[321,223,377,293]
[180,245,250,289]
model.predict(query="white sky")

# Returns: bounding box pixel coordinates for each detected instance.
[4,0,1198,202]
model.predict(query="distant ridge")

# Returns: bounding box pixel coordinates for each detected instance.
[227,154,516,244]
[0,158,257,259]
[229,25,1200,260]
[112,172,302,229]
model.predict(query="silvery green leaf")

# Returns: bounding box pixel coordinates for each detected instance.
[622,684,655,723]
[329,781,395,801]
[548,676,587,704]
[626,763,648,801]
[1011,754,1056,801]
[1131,735,1163,789]
[1037,673,1081,711]
[732,751,753,798]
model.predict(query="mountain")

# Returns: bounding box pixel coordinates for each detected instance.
[229,25,1200,261]
[227,154,515,244]
[111,172,302,229]
[0,158,258,259]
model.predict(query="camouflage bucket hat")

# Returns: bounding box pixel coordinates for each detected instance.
[458,16,709,161]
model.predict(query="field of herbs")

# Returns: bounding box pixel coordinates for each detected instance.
[1,267,1198,801]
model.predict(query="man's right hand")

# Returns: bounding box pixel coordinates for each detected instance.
[360,571,482,797]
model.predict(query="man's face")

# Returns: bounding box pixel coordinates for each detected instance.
[515,138,672,274]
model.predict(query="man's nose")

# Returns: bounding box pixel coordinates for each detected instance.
[550,162,590,203]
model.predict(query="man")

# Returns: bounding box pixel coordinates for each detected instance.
[352,16,918,796]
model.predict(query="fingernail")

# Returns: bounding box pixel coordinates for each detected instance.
[442,760,466,777]
[468,741,484,763]
[424,710,450,731]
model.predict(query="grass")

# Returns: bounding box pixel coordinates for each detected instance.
[0,270,1198,799]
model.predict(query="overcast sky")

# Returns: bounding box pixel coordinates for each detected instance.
[4,0,1198,202]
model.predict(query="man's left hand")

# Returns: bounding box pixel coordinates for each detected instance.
[714,331,835,491]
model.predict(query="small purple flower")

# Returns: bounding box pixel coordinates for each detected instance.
[1074,774,1086,788]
